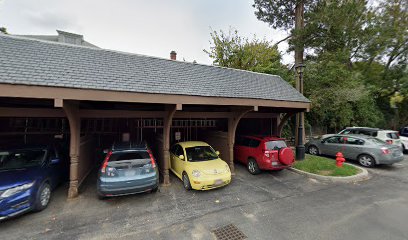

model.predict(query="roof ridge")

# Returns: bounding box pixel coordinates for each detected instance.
[0,33,285,79]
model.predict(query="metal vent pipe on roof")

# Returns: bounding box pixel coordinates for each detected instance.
[170,51,177,60]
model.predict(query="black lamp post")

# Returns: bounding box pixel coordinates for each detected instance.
[295,63,305,160]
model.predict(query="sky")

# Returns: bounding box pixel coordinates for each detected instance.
[0,0,291,65]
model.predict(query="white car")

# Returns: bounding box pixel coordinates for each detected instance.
[376,130,402,149]
[400,136,408,153]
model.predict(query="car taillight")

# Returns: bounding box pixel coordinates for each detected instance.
[263,149,270,158]
[101,151,112,173]
[381,148,390,154]
[147,150,156,168]
[386,140,393,145]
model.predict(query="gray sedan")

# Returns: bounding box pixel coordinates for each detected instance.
[305,134,404,167]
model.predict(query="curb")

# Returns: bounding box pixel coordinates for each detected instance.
[288,163,370,183]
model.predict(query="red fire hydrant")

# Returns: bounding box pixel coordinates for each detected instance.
[336,152,346,167]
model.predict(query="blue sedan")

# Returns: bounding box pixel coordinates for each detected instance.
[0,145,67,220]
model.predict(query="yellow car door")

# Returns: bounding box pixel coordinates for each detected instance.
[170,144,186,178]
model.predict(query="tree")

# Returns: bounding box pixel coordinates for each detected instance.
[253,0,316,150]
[304,51,384,131]
[204,28,293,83]
[0,27,8,34]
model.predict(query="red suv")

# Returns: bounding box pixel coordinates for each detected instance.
[234,136,295,174]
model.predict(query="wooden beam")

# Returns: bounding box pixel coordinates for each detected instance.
[79,109,165,118]
[176,103,183,111]
[0,107,65,117]
[0,84,310,110]
[0,107,280,119]
[54,98,63,108]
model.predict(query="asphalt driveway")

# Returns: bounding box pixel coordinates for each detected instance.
[1,155,408,240]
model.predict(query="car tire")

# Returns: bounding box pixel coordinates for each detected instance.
[308,145,319,155]
[151,186,159,193]
[403,144,407,154]
[182,173,192,190]
[34,182,51,212]
[98,194,106,200]
[247,158,261,175]
[358,154,376,168]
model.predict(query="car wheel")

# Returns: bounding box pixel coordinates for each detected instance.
[182,173,192,190]
[403,144,407,154]
[34,182,51,212]
[308,145,319,155]
[247,158,261,175]
[97,194,106,200]
[358,154,376,168]
[151,186,159,193]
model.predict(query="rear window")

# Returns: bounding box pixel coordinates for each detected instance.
[109,151,150,162]
[265,140,287,150]
[386,132,399,139]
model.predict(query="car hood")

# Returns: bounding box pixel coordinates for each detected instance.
[0,167,42,190]
[188,159,229,173]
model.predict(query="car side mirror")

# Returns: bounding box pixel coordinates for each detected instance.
[215,151,220,156]
[50,158,60,165]
[179,155,185,160]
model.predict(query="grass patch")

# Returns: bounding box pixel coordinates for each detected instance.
[293,154,360,177]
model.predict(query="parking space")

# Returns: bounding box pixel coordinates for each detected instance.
[0,164,321,239]
[2,155,408,239]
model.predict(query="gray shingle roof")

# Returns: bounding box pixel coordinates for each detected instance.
[0,34,309,103]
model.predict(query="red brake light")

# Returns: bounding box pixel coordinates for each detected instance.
[101,151,112,173]
[386,140,393,145]
[262,149,271,158]
[381,148,390,154]
[147,150,156,168]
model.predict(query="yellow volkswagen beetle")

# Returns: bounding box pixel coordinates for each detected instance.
[169,141,231,190]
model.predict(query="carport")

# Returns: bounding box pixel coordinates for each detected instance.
[0,34,310,198]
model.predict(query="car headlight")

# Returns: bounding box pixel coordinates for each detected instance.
[192,170,201,177]
[0,182,35,198]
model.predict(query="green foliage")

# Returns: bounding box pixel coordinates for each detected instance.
[304,51,384,130]
[0,27,7,34]
[206,0,408,132]
[295,0,371,59]
[204,28,293,84]
[253,0,408,130]
[253,0,320,30]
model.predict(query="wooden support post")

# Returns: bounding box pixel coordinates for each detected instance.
[61,100,81,199]
[162,104,178,185]
[228,107,254,174]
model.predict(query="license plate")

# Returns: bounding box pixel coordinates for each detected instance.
[214,179,223,186]
[125,170,136,177]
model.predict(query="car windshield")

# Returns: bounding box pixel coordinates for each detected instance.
[0,149,46,170]
[265,140,287,150]
[185,146,218,162]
